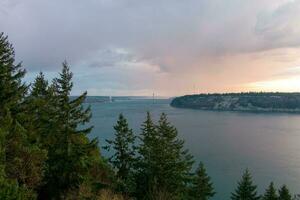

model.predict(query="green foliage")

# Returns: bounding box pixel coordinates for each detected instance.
[171,93,300,111]
[0,177,35,200]
[189,162,215,200]
[0,32,27,114]
[105,114,136,194]
[135,112,158,199]
[278,185,292,200]
[231,169,260,200]
[136,112,194,200]
[263,182,278,200]
[0,32,46,197]
[40,62,101,199]
[31,72,49,97]
[26,72,52,145]
[156,113,194,195]
[1,34,113,199]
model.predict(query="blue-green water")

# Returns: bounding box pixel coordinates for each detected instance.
[88,98,300,199]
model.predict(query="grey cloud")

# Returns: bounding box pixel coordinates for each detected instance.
[79,48,137,68]
[255,0,300,50]
[1,0,300,95]
[0,0,282,72]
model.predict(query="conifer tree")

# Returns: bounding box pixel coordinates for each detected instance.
[0,176,30,200]
[0,32,46,198]
[231,169,260,200]
[0,32,27,116]
[155,113,194,196]
[27,72,61,147]
[31,72,49,97]
[263,182,278,200]
[135,112,159,199]
[137,112,158,170]
[41,61,98,199]
[189,162,215,200]
[25,72,50,144]
[105,113,136,194]
[136,112,194,199]
[278,185,292,200]
[0,129,24,200]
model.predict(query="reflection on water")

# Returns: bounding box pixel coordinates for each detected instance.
[88,99,300,199]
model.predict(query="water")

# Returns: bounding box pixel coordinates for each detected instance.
[88,98,300,199]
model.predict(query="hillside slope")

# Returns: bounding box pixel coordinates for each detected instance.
[170,93,300,112]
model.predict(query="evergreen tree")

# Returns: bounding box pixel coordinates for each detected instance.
[105,113,136,194]
[0,32,27,116]
[155,113,194,196]
[40,61,99,199]
[0,32,46,198]
[27,72,60,147]
[0,178,30,200]
[278,185,292,200]
[25,72,50,144]
[135,112,159,199]
[231,169,260,200]
[31,72,49,97]
[189,162,215,200]
[136,112,194,199]
[263,182,278,200]
[0,124,28,200]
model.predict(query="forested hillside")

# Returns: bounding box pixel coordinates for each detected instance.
[171,93,300,112]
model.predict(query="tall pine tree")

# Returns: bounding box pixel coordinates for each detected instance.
[41,61,99,199]
[278,185,292,200]
[136,112,194,199]
[135,112,159,199]
[231,169,260,200]
[105,113,136,194]
[189,162,215,200]
[25,72,50,144]
[263,182,278,200]
[0,32,46,198]
[155,113,194,197]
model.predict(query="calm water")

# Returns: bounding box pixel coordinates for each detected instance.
[88,98,300,199]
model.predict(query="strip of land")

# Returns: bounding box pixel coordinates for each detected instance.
[170,93,300,113]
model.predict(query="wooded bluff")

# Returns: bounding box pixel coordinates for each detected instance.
[171,93,300,113]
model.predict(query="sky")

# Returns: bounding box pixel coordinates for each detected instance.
[1,0,300,96]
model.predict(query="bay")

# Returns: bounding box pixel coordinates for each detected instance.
[88,98,300,199]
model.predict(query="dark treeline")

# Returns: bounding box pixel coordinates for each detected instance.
[171,93,300,111]
[0,32,296,200]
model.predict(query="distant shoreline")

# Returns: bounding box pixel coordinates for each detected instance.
[170,92,300,113]
[79,96,170,103]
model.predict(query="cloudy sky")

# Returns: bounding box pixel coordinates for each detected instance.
[1,0,300,96]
